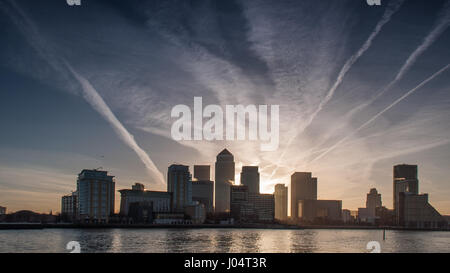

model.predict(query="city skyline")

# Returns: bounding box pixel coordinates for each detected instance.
[1,0,450,215]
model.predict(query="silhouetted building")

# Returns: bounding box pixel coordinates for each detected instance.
[290,172,317,220]
[77,169,115,223]
[185,202,206,224]
[297,199,342,223]
[215,149,235,212]
[194,165,210,181]
[399,192,447,229]
[128,201,153,223]
[230,185,274,222]
[394,164,447,229]
[167,165,192,212]
[342,209,354,223]
[61,192,77,221]
[358,188,382,224]
[119,183,171,216]
[393,164,418,224]
[192,180,214,214]
[0,206,6,215]
[375,206,395,226]
[274,184,288,221]
[241,166,260,194]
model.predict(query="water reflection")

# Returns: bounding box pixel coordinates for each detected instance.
[0,228,449,253]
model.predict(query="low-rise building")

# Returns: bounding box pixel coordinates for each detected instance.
[119,183,172,216]
[297,199,342,224]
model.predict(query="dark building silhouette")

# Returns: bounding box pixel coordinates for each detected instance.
[393,164,419,224]
[230,184,274,222]
[274,184,288,221]
[167,165,192,212]
[240,166,260,194]
[290,172,317,220]
[194,165,211,181]
[393,164,447,229]
[119,183,171,216]
[192,180,214,214]
[215,149,235,213]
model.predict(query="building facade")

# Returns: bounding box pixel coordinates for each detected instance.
[76,169,115,223]
[290,172,317,220]
[230,185,274,222]
[61,192,77,221]
[240,166,260,194]
[215,149,235,213]
[393,164,419,224]
[297,199,342,223]
[274,184,288,221]
[192,180,214,214]
[167,164,192,212]
[119,183,172,215]
[0,206,6,215]
[194,165,210,181]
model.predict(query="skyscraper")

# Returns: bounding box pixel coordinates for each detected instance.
[167,164,192,212]
[393,164,418,224]
[77,169,115,223]
[290,172,317,220]
[194,165,211,181]
[192,180,214,214]
[274,184,288,221]
[215,149,235,213]
[240,166,260,194]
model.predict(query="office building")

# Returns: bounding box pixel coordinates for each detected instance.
[358,188,382,224]
[61,192,77,221]
[393,164,418,224]
[192,180,214,214]
[119,183,172,216]
[0,206,6,215]
[77,169,115,223]
[274,184,288,221]
[240,166,260,194]
[290,172,317,220]
[394,164,447,228]
[230,185,274,222]
[194,165,210,181]
[167,165,192,212]
[215,149,235,212]
[297,199,342,223]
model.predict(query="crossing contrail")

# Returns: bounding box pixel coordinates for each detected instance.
[1,0,166,187]
[269,0,405,179]
[310,63,450,163]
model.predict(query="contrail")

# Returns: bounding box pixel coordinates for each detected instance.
[310,63,450,163]
[64,63,166,187]
[1,0,166,187]
[350,0,450,111]
[269,0,404,179]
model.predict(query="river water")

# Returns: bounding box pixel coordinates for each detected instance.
[0,228,449,253]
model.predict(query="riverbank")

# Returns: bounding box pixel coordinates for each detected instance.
[0,222,449,231]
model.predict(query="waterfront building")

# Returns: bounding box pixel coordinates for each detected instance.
[290,172,317,220]
[76,169,115,223]
[119,183,172,216]
[297,199,342,223]
[393,164,447,228]
[358,188,382,224]
[192,180,214,214]
[393,164,419,224]
[0,206,6,215]
[240,166,260,194]
[230,185,274,222]
[274,184,288,221]
[215,149,235,212]
[167,164,192,212]
[61,192,77,221]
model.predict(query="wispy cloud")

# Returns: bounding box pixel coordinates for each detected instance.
[1,0,165,188]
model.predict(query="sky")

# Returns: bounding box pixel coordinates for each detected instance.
[0,0,450,215]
